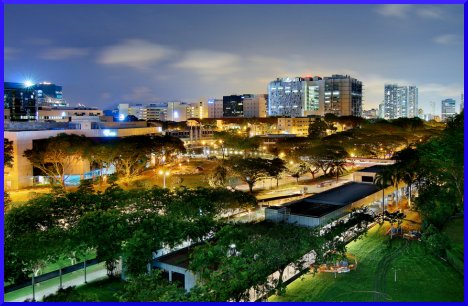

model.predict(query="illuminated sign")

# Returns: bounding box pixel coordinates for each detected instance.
[103,129,117,137]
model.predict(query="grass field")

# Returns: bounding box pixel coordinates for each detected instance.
[269,223,464,302]
[41,277,124,302]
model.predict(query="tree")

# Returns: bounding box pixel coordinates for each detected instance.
[207,164,229,187]
[213,131,261,157]
[289,162,308,183]
[24,133,91,187]
[388,165,404,210]
[301,144,348,177]
[75,210,128,276]
[225,157,270,192]
[266,158,286,187]
[374,168,392,222]
[4,138,14,168]
[118,271,188,301]
[392,147,420,209]
[308,120,331,139]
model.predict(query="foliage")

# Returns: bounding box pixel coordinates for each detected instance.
[4,138,14,168]
[421,224,449,258]
[308,119,335,139]
[213,131,261,155]
[207,164,229,187]
[189,222,323,301]
[224,157,271,192]
[4,185,253,283]
[118,271,188,301]
[23,133,92,186]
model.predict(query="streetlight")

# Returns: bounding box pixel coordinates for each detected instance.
[158,170,170,188]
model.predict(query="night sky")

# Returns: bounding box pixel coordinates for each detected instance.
[4,4,464,113]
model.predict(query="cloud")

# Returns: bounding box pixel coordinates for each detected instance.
[98,39,173,69]
[39,47,89,60]
[418,82,463,98]
[174,50,241,78]
[416,7,444,19]
[121,86,161,102]
[4,47,20,59]
[377,5,444,20]
[433,34,460,45]
[376,5,412,18]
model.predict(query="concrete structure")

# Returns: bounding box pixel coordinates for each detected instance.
[152,247,197,292]
[36,107,103,122]
[441,98,456,121]
[353,165,386,183]
[277,117,315,136]
[222,94,267,118]
[4,81,68,121]
[4,82,37,121]
[33,82,66,107]
[268,75,362,118]
[207,98,223,118]
[384,84,418,119]
[265,182,381,227]
[268,77,321,117]
[460,93,464,113]
[187,100,209,120]
[407,86,418,118]
[265,165,392,228]
[4,123,159,190]
[362,108,378,119]
[322,75,362,117]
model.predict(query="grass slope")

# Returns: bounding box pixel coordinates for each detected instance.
[269,223,463,302]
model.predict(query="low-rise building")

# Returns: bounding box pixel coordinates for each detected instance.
[4,122,159,190]
[277,117,316,136]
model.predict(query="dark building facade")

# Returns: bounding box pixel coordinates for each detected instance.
[223,95,245,117]
[4,82,37,121]
[34,82,66,107]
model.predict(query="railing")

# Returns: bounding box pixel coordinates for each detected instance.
[4,258,104,301]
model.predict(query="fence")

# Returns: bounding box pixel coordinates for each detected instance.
[4,258,105,301]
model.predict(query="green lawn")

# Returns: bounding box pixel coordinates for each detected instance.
[269,223,464,302]
[42,277,124,302]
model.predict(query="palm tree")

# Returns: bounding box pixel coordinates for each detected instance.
[374,169,392,222]
[388,165,404,211]
[392,147,420,210]
[332,159,347,182]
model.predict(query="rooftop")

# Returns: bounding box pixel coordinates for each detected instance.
[303,182,380,206]
[356,165,387,173]
[156,247,192,269]
[268,182,381,217]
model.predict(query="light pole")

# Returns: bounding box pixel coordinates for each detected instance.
[158,170,170,188]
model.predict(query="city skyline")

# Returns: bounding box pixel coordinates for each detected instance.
[4,4,464,113]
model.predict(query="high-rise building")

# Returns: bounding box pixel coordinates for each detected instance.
[166,101,188,122]
[441,98,456,121]
[4,82,37,121]
[408,86,418,118]
[384,84,418,119]
[323,75,362,117]
[34,82,66,107]
[460,93,464,113]
[207,98,224,118]
[243,94,267,118]
[268,75,362,118]
[362,109,378,119]
[223,95,244,117]
[268,77,307,117]
[222,94,267,118]
[187,99,209,120]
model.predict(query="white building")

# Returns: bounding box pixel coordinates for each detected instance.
[384,84,418,119]
[4,123,159,190]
